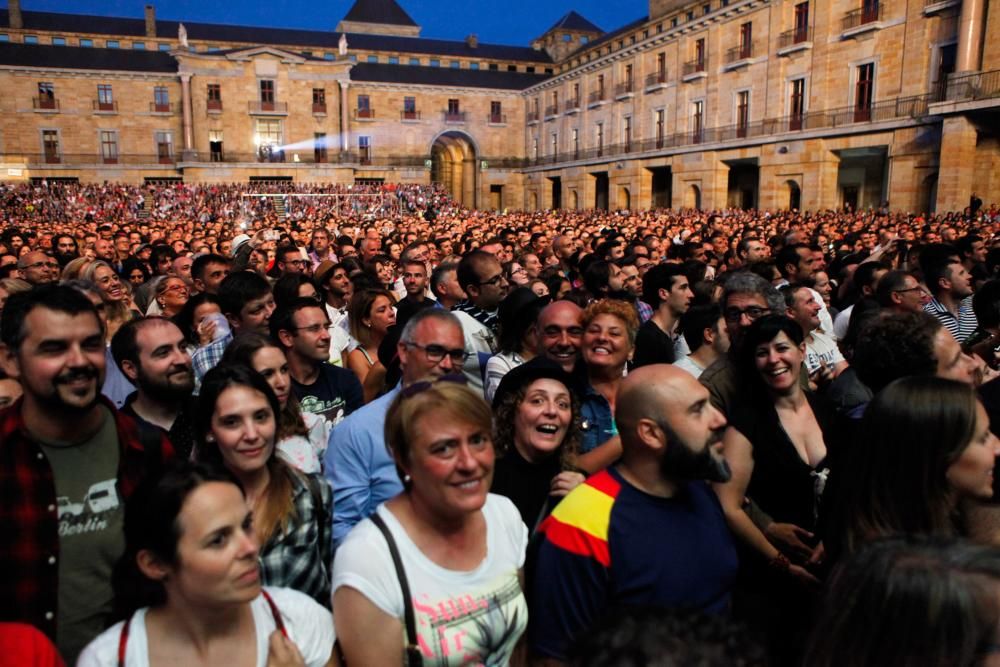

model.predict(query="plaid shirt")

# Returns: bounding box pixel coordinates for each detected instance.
[259,470,333,605]
[192,331,233,382]
[0,397,174,641]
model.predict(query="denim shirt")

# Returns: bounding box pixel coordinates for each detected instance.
[579,383,617,454]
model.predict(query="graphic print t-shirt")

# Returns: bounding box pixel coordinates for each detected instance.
[38,406,124,664]
[291,364,363,431]
[332,495,529,666]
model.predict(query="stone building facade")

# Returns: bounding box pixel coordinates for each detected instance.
[0,0,996,214]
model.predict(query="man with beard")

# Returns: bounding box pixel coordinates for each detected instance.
[272,298,362,430]
[53,234,79,267]
[112,317,197,459]
[0,285,173,662]
[530,364,738,664]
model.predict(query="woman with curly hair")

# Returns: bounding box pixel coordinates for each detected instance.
[491,358,586,530]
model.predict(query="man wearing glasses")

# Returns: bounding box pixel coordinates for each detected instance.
[452,250,509,393]
[325,308,467,548]
[17,251,60,286]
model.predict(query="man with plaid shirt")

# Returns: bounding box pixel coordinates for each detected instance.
[0,285,173,663]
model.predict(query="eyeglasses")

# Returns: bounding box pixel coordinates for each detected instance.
[893,286,930,296]
[23,260,59,271]
[401,373,468,398]
[724,306,770,323]
[162,284,189,294]
[478,273,506,287]
[292,322,330,334]
[404,342,471,365]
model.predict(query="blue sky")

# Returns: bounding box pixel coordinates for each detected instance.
[7,0,650,45]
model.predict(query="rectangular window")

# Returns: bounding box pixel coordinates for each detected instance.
[450,61,461,68]
[532,137,539,160]
[526,66,535,73]
[736,90,749,136]
[572,128,579,158]
[448,99,460,113]
[430,59,440,67]
[358,136,371,164]
[855,63,874,121]
[209,130,223,162]
[79,38,93,47]
[470,62,480,70]
[862,0,880,23]
[596,122,604,155]
[312,88,326,113]
[133,41,146,50]
[624,63,633,91]
[655,109,665,147]
[153,86,169,112]
[52,36,66,46]
[24,35,38,44]
[692,101,704,143]
[97,84,114,111]
[207,83,222,111]
[551,132,558,156]
[357,94,372,119]
[0,35,9,43]
[259,80,275,104]
[37,82,55,110]
[314,133,327,163]
[794,2,809,42]
[42,130,60,163]
[704,3,712,14]
[367,55,378,63]
[107,39,120,48]
[100,130,118,163]
[324,52,334,61]
[410,57,420,65]
[488,63,498,71]
[597,74,605,99]
[158,43,170,51]
[402,96,417,120]
[388,56,399,65]
[695,38,706,69]
[507,64,517,72]
[255,119,282,161]
[572,82,580,105]
[657,52,666,81]
[155,131,173,163]
[740,22,752,58]
[790,78,805,129]
[623,116,632,151]
[490,100,503,123]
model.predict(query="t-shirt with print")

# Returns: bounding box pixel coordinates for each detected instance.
[332,495,529,666]
[38,405,123,664]
[804,330,845,376]
[291,363,363,431]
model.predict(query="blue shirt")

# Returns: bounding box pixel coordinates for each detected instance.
[325,386,404,549]
[579,383,617,453]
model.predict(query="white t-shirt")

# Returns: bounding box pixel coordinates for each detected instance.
[673,355,706,379]
[805,330,845,375]
[75,587,334,667]
[277,411,331,474]
[333,494,528,666]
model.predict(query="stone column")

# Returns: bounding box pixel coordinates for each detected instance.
[179,73,197,161]
[338,80,351,158]
[936,115,978,212]
[956,0,986,72]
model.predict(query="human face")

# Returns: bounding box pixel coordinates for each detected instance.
[250,346,291,409]
[172,257,193,285]
[657,376,730,483]
[582,313,633,372]
[620,265,642,298]
[530,281,550,298]
[471,260,509,311]
[537,302,584,372]
[279,253,306,276]
[753,330,805,394]
[9,308,105,413]
[375,262,394,287]
[289,306,332,362]
[131,321,194,400]
[0,377,23,408]
[513,378,572,462]
[127,268,146,286]
[20,252,59,285]
[794,247,820,280]
[56,236,77,256]
[93,265,126,302]
[94,238,116,262]
[812,272,832,305]
[399,318,465,383]
[934,329,978,385]
[508,263,529,286]
[666,275,694,315]
[365,295,396,335]
[891,277,931,313]
[607,263,625,293]
[162,482,261,607]
[159,278,190,314]
[945,263,973,299]
[403,413,495,519]
[402,264,428,299]
[724,293,771,348]
[192,301,221,336]
[325,267,351,299]
[742,241,768,262]
[209,385,276,476]
[522,254,543,279]
[233,292,276,334]
[311,231,329,253]
[946,402,1000,500]
[788,288,821,333]
[970,240,988,264]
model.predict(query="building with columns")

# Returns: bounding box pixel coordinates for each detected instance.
[0,0,996,213]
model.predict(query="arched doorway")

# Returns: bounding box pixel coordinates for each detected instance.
[786,180,801,210]
[687,184,702,210]
[620,187,631,210]
[430,131,478,208]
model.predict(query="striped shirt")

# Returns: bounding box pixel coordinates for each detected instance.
[924,296,978,344]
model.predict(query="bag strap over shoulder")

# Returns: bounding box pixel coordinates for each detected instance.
[370,512,423,667]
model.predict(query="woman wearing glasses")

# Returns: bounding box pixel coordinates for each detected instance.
[195,364,333,605]
[333,380,528,665]
[153,276,190,319]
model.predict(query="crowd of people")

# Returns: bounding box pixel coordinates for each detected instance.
[1,178,1000,666]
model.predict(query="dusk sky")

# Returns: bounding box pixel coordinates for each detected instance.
[6,0,650,46]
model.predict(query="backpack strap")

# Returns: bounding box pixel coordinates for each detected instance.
[370,512,423,667]
[261,588,289,638]
[117,614,133,667]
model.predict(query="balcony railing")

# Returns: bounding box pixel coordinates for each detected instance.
[248,100,287,113]
[645,72,667,87]
[312,102,327,114]
[725,42,754,64]
[545,104,559,117]
[565,98,580,112]
[12,153,179,165]
[149,102,177,113]
[93,100,118,112]
[842,3,883,30]
[32,96,58,110]
[615,81,635,97]
[443,110,466,123]
[526,110,540,123]
[401,109,421,121]
[488,113,507,124]
[943,68,1000,102]
[207,99,223,111]
[778,26,812,48]
[354,107,375,120]
[683,59,706,76]
[587,90,606,105]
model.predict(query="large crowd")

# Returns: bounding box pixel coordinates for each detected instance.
[1,179,1000,666]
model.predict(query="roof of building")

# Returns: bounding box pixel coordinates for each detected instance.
[350,62,550,89]
[341,0,418,27]
[544,11,603,35]
[0,9,553,63]
[582,15,649,51]
[0,41,177,72]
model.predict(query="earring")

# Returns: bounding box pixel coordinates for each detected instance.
[205,434,215,443]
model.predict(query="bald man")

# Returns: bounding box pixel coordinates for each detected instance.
[529,365,738,664]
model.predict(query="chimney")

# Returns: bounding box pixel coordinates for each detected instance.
[9,0,23,30]
[466,33,478,49]
[145,5,156,39]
